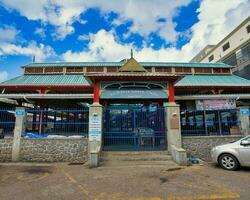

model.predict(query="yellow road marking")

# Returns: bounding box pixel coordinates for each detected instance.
[60,168,77,183]
[167,192,240,200]
[0,175,10,182]
[94,192,107,200]
[57,165,90,197]
[78,184,90,196]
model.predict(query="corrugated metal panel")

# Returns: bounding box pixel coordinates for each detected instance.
[175,75,250,87]
[22,62,231,68]
[0,75,90,86]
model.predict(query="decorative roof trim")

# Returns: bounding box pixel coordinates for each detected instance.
[22,61,232,68]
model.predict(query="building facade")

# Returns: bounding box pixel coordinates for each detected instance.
[190,16,250,80]
[1,54,250,165]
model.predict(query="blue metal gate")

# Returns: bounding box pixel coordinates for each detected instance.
[103,105,167,151]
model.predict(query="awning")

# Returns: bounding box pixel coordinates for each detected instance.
[100,89,168,99]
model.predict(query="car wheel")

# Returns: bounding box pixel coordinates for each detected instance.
[218,154,239,170]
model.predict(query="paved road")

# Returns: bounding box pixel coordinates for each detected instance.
[0,161,249,200]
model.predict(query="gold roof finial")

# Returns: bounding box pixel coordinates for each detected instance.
[118,49,146,72]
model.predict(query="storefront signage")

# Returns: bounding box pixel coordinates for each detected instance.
[89,115,102,142]
[101,89,168,99]
[240,108,249,116]
[196,99,236,110]
[15,109,25,117]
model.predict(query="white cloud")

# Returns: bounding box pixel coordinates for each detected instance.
[78,34,89,41]
[62,29,188,62]
[0,25,55,61]
[92,0,191,43]
[35,28,46,39]
[0,26,19,43]
[1,0,191,41]
[62,0,250,62]
[63,30,131,61]
[0,41,55,62]
[1,0,249,61]
[0,71,8,82]
[183,0,250,56]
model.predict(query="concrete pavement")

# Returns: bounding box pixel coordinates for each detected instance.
[0,161,249,200]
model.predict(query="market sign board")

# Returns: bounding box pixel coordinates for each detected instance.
[89,115,102,142]
[196,99,236,110]
[240,108,250,116]
[101,89,168,99]
[15,109,25,117]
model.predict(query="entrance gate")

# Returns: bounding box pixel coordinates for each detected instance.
[103,106,167,151]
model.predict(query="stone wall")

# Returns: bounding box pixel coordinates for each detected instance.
[20,138,88,163]
[182,135,243,161]
[0,139,13,162]
[0,138,88,163]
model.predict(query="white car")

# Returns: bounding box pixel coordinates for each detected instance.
[211,136,250,170]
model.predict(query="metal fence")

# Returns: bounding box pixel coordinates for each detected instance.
[103,106,167,151]
[26,108,89,136]
[0,108,16,138]
[181,109,240,136]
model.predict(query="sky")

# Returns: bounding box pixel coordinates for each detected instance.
[0,0,249,81]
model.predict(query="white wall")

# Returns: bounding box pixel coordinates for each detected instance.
[201,20,250,63]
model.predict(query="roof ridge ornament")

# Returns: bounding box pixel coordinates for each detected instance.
[118,50,147,73]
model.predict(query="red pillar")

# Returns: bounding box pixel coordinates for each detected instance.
[168,80,175,103]
[93,80,100,103]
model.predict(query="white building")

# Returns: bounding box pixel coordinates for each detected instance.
[190,16,250,79]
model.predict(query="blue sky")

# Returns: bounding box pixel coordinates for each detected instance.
[0,0,249,81]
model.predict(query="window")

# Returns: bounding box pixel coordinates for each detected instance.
[146,67,152,72]
[236,43,250,65]
[222,53,237,66]
[155,67,172,73]
[86,67,104,73]
[66,67,83,73]
[213,68,221,73]
[221,68,230,73]
[247,25,250,33]
[213,68,230,74]
[24,67,43,74]
[222,42,230,52]
[194,68,212,74]
[107,67,118,73]
[44,67,63,73]
[208,55,214,62]
[175,67,191,74]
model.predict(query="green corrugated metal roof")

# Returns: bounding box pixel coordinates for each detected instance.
[0,75,90,86]
[22,61,231,68]
[175,75,250,87]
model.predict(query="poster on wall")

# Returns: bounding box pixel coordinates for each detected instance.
[89,115,102,142]
[196,99,236,110]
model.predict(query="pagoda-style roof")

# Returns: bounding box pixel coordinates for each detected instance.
[118,57,147,72]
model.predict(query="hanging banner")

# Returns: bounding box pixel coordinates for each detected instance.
[196,99,236,110]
